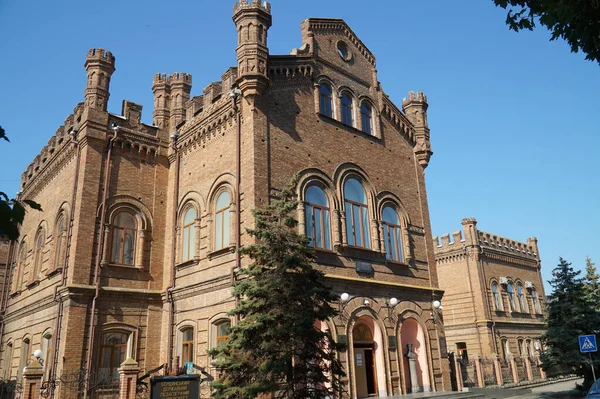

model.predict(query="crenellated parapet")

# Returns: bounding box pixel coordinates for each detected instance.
[477,230,539,260]
[20,103,84,192]
[381,95,417,147]
[233,0,271,14]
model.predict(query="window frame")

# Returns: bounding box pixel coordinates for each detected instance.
[3,341,13,379]
[304,185,332,251]
[506,282,517,312]
[343,178,371,249]
[381,205,404,263]
[54,214,67,271]
[319,83,333,118]
[531,288,541,314]
[31,229,44,283]
[180,327,194,366]
[341,93,354,126]
[181,207,197,262]
[214,191,231,251]
[41,332,52,380]
[491,282,502,310]
[110,211,137,266]
[517,283,528,312]
[19,337,30,379]
[213,319,231,348]
[360,102,373,135]
[97,331,132,381]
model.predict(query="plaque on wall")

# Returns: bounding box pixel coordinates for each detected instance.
[355,260,373,274]
[440,336,449,359]
[337,334,348,346]
[388,335,397,350]
[150,375,200,399]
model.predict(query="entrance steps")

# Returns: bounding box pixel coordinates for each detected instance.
[374,390,487,399]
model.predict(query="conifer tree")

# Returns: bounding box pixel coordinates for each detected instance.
[209,178,345,399]
[541,258,599,384]
[583,257,600,311]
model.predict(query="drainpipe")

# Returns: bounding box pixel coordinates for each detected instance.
[230,88,242,321]
[166,131,180,373]
[84,124,119,399]
[0,240,16,344]
[50,129,82,381]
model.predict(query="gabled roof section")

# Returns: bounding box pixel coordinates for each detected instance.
[303,18,376,66]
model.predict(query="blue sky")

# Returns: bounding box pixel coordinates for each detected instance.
[1,0,598,292]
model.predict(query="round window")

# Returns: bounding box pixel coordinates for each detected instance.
[337,41,352,62]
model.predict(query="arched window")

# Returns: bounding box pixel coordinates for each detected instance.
[382,206,403,262]
[525,339,532,357]
[492,282,502,310]
[13,242,27,291]
[341,93,353,126]
[517,283,527,312]
[215,192,231,251]
[99,332,128,380]
[531,288,541,314]
[344,178,370,249]
[3,342,12,379]
[304,185,331,251]
[19,338,30,378]
[181,328,194,366]
[215,320,231,347]
[182,207,196,262]
[517,339,524,356]
[54,215,67,270]
[506,282,516,312]
[361,102,373,134]
[319,84,333,117]
[111,212,137,265]
[42,333,52,380]
[500,338,509,361]
[32,230,44,282]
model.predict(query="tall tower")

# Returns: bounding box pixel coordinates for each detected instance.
[232,0,272,98]
[168,72,192,133]
[402,91,432,168]
[84,48,115,111]
[152,73,171,131]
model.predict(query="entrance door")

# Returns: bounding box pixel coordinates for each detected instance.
[353,323,378,398]
[364,349,377,396]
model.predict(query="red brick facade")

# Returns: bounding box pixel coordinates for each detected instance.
[0,1,452,397]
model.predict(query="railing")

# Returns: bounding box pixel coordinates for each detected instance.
[0,378,22,399]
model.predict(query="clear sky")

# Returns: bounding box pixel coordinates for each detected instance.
[1,0,598,292]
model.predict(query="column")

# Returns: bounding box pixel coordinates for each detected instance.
[509,356,519,384]
[454,356,464,391]
[23,359,44,399]
[118,358,140,399]
[474,356,484,387]
[492,354,503,386]
[525,356,533,381]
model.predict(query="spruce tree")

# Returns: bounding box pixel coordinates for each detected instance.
[583,257,600,311]
[209,178,346,399]
[541,258,599,385]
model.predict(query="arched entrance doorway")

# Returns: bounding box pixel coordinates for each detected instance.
[400,318,431,393]
[352,317,386,398]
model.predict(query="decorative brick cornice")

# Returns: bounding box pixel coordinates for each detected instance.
[21,143,77,199]
[381,96,417,147]
[177,99,237,151]
[407,224,425,236]
[482,249,539,268]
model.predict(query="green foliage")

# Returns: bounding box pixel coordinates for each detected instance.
[584,257,600,311]
[493,0,600,64]
[209,177,346,399]
[541,258,600,383]
[0,125,42,241]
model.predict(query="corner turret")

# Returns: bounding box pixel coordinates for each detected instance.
[232,0,272,98]
[402,91,432,168]
[168,73,192,132]
[152,73,171,130]
[84,48,115,111]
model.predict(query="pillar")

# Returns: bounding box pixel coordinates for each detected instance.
[509,356,519,384]
[492,354,503,386]
[525,356,533,381]
[23,359,44,399]
[454,356,463,391]
[118,358,140,399]
[474,356,484,388]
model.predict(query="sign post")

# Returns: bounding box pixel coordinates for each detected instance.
[579,334,598,381]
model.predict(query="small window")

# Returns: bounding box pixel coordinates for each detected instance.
[32,231,44,281]
[525,339,532,357]
[3,342,13,379]
[304,185,332,251]
[215,192,231,251]
[531,288,541,314]
[506,282,516,312]
[344,178,370,249]
[360,103,373,135]
[13,242,27,291]
[98,332,128,381]
[19,338,30,378]
[382,206,403,262]
[181,328,194,366]
[517,284,527,312]
[517,339,524,356]
[319,84,333,117]
[182,208,197,262]
[54,216,66,269]
[111,212,137,265]
[501,338,509,361]
[341,94,353,126]
[215,320,231,347]
[492,282,502,310]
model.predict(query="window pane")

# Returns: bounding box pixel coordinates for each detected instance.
[216,212,223,250]
[382,206,400,225]
[183,329,193,341]
[189,224,196,258]
[314,208,322,248]
[183,228,190,261]
[384,226,391,260]
[361,104,372,134]
[342,94,353,125]
[353,205,362,247]
[217,192,230,210]
[344,178,367,204]
[111,229,122,263]
[323,210,331,250]
[123,230,135,265]
[305,186,328,207]
[345,205,354,246]
[223,208,230,247]
[362,206,371,249]
[184,208,196,225]
[395,227,403,261]
[115,212,136,229]
[305,205,314,247]
[319,84,332,117]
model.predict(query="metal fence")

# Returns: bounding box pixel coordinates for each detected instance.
[0,378,22,399]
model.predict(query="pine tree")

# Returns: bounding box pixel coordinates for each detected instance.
[541,258,600,385]
[583,257,600,311]
[209,178,346,399]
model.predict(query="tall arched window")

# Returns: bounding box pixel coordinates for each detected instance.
[3,342,12,379]
[517,283,527,312]
[99,332,128,380]
[54,215,66,270]
[344,178,370,249]
[507,282,516,312]
[382,206,403,262]
[19,338,30,378]
[341,94,353,126]
[182,208,196,262]
[319,84,333,117]
[361,103,373,134]
[42,333,52,380]
[215,192,231,251]
[32,230,44,282]
[111,212,137,265]
[531,288,541,314]
[492,282,502,310]
[304,185,331,251]
[181,328,194,365]
[13,242,27,291]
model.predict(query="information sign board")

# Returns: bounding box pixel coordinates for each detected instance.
[150,374,200,399]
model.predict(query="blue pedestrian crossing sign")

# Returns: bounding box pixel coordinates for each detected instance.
[579,335,598,353]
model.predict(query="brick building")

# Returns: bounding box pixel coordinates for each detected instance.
[435,218,546,365]
[0,1,452,397]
